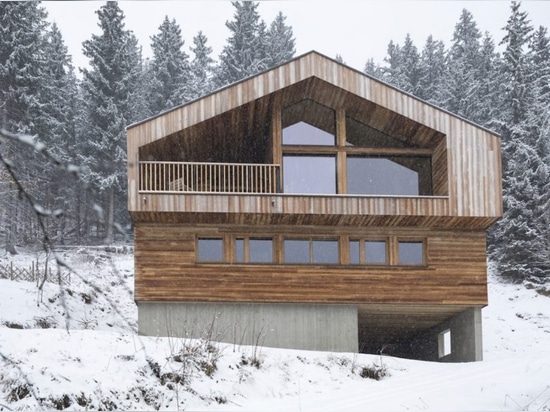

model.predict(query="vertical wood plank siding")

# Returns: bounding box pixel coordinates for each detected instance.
[134,224,488,305]
[127,51,502,221]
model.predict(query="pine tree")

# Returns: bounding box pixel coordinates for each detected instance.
[214,1,268,87]
[189,31,215,99]
[0,2,50,248]
[147,16,191,114]
[35,23,80,245]
[381,35,420,94]
[265,11,296,68]
[475,32,501,127]
[0,2,48,133]
[417,35,446,103]
[498,1,533,126]
[439,9,483,121]
[363,58,383,79]
[79,1,141,243]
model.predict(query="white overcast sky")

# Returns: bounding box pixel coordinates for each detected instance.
[44,1,550,73]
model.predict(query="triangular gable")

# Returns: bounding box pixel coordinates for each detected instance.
[127,51,497,151]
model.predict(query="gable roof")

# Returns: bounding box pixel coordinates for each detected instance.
[127,51,498,151]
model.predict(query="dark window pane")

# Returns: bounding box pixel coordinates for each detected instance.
[347,157,419,196]
[312,240,339,264]
[198,238,223,261]
[398,241,424,264]
[365,241,387,264]
[283,121,335,145]
[249,238,273,263]
[349,240,360,264]
[283,156,336,194]
[235,238,244,262]
[284,239,310,263]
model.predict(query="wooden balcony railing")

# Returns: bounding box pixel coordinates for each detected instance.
[139,161,281,194]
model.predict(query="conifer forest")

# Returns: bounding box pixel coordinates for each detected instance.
[0,1,548,283]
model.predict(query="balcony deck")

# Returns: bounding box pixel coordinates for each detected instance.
[130,161,498,229]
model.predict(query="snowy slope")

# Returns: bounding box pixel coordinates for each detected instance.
[1,247,549,411]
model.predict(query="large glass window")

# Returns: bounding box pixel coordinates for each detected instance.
[283,155,336,194]
[282,100,335,146]
[197,238,223,262]
[347,157,420,196]
[398,241,424,265]
[283,122,335,146]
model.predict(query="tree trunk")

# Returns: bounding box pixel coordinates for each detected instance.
[105,185,114,244]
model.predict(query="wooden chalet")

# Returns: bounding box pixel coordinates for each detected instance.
[127,51,502,362]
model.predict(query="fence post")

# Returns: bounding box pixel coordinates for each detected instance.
[10,261,13,280]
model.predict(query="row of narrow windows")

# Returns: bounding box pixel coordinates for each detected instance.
[197,236,425,266]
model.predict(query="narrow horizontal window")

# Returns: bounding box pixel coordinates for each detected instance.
[249,238,273,263]
[398,241,424,265]
[312,239,339,264]
[364,240,387,264]
[198,238,223,262]
[284,239,310,263]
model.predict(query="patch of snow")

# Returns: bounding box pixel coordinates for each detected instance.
[1,248,549,411]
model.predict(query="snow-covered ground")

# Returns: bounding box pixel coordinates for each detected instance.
[1,246,549,411]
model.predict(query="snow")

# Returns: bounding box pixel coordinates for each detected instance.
[1,247,549,411]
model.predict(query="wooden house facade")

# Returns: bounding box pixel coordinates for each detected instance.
[127,52,502,362]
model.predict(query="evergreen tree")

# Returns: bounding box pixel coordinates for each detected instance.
[147,16,191,114]
[363,58,383,79]
[265,11,296,68]
[0,2,50,248]
[439,9,483,120]
[79,1,141,243]
[0,2,48,133]
[417,35,446,102]
[381,35,420,94]
[189,31,215,99]
[498,1,533,126]
[475,32,501,127]
[214,1,268,87]
[35,23,80,244]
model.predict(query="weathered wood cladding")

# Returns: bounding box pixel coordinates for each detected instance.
[134,224,488,306]
[127,52,502,221]
[131,193,498,230]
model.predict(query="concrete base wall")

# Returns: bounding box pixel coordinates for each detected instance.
[438,307,483,362]
[138,302,359,353]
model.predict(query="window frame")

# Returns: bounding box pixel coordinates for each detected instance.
[234,236,275,264]
[396,238,426,266]
[349,238,389,265]
[280,102,435,196]
[196,237,224,262]
[283,237,340,265]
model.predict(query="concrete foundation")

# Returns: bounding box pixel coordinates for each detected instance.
[138,302,359,353]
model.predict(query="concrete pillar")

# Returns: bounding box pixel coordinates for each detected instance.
[138,302,359,353]
[438,307,483,362]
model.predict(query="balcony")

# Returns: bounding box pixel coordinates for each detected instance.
[139,161,281,194]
